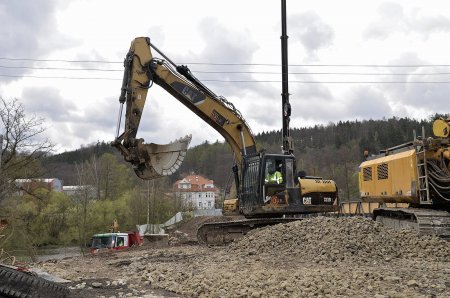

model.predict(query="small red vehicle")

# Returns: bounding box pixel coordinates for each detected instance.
[90,231,143,254]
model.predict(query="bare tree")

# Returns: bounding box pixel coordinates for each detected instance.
[0,97,54,206]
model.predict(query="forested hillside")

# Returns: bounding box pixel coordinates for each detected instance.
[42,141,117,186]
[42,115,442,200]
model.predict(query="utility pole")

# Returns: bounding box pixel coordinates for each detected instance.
[146,179,157,226]
[281,0,293,155]
[0,134,3,172]
[146,180,150,225]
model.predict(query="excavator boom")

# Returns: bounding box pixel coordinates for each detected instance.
[113,37,256,179]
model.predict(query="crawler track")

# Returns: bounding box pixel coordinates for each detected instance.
[0,264,69,298]
[373,208,450,241]
[197,218,299,245]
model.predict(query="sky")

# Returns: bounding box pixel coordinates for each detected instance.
[1,0,450,153]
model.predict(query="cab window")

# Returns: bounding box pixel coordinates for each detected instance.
[116,236,125,247]
[285,158,294,188]
[264,158,284,185]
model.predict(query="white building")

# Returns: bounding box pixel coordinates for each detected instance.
[62,185,97,198]
[15,178,63,195]
[174,174,217,209]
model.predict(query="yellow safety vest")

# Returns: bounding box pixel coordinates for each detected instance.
[265,171,283,184]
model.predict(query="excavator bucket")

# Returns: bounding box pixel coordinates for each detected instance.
[133,135,192,180]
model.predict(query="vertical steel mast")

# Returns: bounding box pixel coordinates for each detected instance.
[281,0,293,154]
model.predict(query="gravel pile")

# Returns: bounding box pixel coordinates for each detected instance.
[36,216,450,298]
[228,216,450,264]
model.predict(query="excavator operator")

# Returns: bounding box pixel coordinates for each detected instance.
[265,161,283,184]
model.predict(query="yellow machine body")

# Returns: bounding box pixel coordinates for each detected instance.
[359,149,418,204]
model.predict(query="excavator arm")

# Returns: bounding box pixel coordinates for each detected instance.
[112,37,191,180]
[113,37,256,179]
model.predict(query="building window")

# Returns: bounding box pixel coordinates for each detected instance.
[208,201,211,208]
[198,202,202,208]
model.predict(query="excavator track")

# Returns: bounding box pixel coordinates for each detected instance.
[197,218,299,246]
[373,208,450,241]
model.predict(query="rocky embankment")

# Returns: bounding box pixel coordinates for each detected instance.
[37,217,450,297]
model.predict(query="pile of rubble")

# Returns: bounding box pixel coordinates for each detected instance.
[139,217,449,297]
[228,216,450,264]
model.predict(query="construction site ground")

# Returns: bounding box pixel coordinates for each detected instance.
[32,216,450,298]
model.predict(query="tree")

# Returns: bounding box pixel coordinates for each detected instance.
[73,162,93,254]
[0,97,53,205]
[38,192,73,245]
[97,153,132,200]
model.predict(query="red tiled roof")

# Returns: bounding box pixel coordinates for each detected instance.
[174,174,217,192]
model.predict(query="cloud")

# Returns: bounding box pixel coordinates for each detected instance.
[0,0,72,83]
[401,80,450,112]
[289,12,334,60]
[197,18,258,66]
[52,96,118,151]
[364,2,450,40]
[21,86,76,121]
[409,14,450,37]
[72,51,116,71]
[368,53,450,114]
[172,18,260,98]
[281,72,336,122]
[363,2,405,40]
[344,86,393,119]
[291,73,333,101]
[20,88,119,150]
[78,97,118,131]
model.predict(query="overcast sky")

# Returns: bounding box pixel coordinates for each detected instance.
[1,0,450,153]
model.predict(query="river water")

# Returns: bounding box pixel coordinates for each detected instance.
[36,246,82,262]
[9,246,82,263]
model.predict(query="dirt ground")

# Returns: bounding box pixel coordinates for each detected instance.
[32,216,450,298]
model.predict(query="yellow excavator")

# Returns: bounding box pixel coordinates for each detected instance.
[359,117,450,239]
[113,2,338,245]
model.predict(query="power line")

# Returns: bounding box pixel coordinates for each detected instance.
[0,74,119,80]
[3,74,450,83]
[195,70,450,76]
[3,57,450,68]
[4,65,450,76]
[4,57,450,82]
[0,65,121,72]
[187,63,450,68]
[201,79,450,84]
[0,57,122,64]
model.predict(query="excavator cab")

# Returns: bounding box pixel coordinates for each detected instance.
[263,156,288,201]
[238,152,338,217]
[239,153,298,216]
